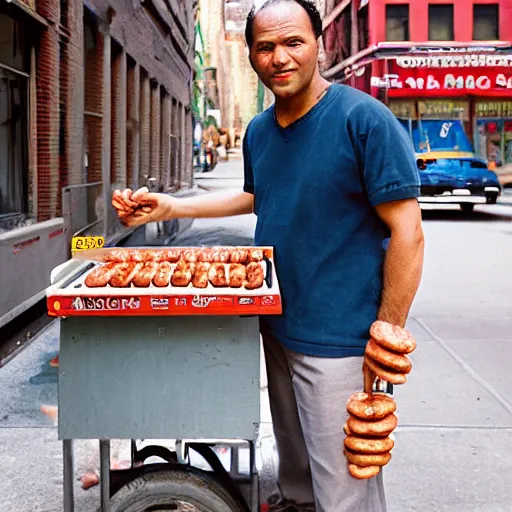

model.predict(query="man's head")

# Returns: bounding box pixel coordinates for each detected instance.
[245,0,323,99]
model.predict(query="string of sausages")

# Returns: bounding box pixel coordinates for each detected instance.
[344,321,417,480]
[83,247,266,290]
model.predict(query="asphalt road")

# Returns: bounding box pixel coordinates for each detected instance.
[1,159,512,511]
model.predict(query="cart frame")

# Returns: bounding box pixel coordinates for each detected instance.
[58,315,262,512]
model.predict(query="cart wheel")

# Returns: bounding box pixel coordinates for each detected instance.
[103,468,247,512]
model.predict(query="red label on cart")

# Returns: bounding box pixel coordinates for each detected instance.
[71,296,141,311]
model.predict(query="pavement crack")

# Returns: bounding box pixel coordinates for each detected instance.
[416,318,512,418]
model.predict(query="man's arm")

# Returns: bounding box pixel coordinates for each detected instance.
[112,189,254,227]
[374,198,424,328]
[172,190,254,218]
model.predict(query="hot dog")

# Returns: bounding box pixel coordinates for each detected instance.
[370,321,416,354]
[106,249,132,263]
[346,392,396,421]
[171,261,194,287]
[84,262,118,287]
[229,264,246,288]
[245,262,264,290]
[230,249,248,264]
[208,263,228,287]
[209,247,231,263]
[110,262,142,288]
[153,262,173,287]
[132,262,159,287]
[248,249,264,262]
[183,249,198,263]
[192,262,210,289]
[162,249,181,263]
[365,339,412,374]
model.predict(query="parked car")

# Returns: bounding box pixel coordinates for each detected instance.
[416,153,501,212]
[399,119,502,212]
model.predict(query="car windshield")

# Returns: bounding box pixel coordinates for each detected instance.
[399,120,474,153]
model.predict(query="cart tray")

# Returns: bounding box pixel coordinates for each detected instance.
[47,246,282,316]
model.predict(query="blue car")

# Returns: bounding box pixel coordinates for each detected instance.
[399,119,502,212]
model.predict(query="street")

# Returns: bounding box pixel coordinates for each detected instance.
[1,156,512,511]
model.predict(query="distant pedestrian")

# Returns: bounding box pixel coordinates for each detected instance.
[112,1,424,510]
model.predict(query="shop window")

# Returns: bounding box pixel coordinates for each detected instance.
[473,4,499,41]
[0,14,29,73]
[429,4,454,41]
[358,4,369,50]
[386,5,409,42]
[0,68,28,218]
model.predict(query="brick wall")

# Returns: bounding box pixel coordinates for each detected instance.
[84,25,104,184]
[29,0,195,231]
[139,70,151,184]
[126,59,140,190]
[111,45,127,188]
[36,25,60,221]
[150,83,161,182]
[160,92,171,189]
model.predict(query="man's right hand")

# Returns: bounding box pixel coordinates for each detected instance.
[112,187,174,227]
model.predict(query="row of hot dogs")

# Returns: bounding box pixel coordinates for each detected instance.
[97,247,266,265]
[344,321,417,480]
[84,260,266,289]
[81,247,268,289]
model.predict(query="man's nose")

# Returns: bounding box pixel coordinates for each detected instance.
[272,45,289,67]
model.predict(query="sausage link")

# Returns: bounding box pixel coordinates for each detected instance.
[364,356,408,385]
[347,413,398,438]
[344,435,394,455]
[346,392,396,420]
[348,464,381,480]
[365,339,412,374]
[344,449,391,468]
[370,321,416,354]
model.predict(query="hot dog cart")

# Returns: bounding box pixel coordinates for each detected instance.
[46,246,282,512]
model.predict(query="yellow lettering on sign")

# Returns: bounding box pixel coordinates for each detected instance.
[72,236,105,252]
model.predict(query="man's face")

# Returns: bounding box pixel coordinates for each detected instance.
[249,2,319,99]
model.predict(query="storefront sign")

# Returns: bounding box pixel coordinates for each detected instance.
[388,100,416,119]
[418,100,469,120]
[475,101,512,118]
[373,57,512,97]
[396,55,512,69]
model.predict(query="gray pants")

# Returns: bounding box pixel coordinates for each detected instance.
[262,330,387,512]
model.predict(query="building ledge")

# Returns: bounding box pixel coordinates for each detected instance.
[1,0,48,26]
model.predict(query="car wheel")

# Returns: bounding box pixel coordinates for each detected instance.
[461,203,475,213]
[486,195,498,205]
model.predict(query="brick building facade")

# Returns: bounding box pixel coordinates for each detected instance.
[1,0,196,231]
[320,0,512,178]
[0,0,196,327]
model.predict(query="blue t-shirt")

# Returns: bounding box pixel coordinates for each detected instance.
[243,84,420,358]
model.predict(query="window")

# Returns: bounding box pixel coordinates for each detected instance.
[473,4,499,40]
[429,4,454,41]
[386,5,409,41]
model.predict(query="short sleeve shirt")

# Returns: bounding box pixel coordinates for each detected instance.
[243,84,420,357]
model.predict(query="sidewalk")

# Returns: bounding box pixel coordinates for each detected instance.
[0,159,511,511]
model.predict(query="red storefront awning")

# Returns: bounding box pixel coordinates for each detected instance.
[331,42,512,98]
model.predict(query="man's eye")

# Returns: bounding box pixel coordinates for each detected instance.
[288,41,302,47]
[258,46,273,52]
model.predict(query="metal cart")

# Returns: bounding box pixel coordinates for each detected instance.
[48,256,278,512]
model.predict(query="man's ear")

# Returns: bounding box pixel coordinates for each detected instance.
[248,51,257,72]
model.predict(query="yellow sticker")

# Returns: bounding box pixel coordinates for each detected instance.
[71,236,105,252]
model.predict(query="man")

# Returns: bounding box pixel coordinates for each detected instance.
[112,1,424,510]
